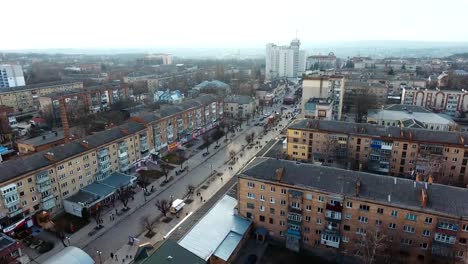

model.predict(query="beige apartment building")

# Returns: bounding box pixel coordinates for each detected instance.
[238,157,468,264]
[286,119,468,187]
[0,121,151,233]
[0,80,83,113]
[301,76,344,121]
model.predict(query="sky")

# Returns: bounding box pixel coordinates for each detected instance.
[2,0,468,50]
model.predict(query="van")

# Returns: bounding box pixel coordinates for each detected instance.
[170,199,185,214]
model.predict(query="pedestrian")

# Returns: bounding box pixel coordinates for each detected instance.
[115,209,118,215]
[221,177,223,182]
[115,254,118,261]
[110,214,112,221]
[110,252,114,259]
[200,196,203,202]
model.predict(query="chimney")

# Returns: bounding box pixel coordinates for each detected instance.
[461,135,465,145]
[409,130,413,141]
[400,130,404,138]
[44,152,55,162]
[59,97,70,143]
[428,175,433,184]
[421,188,428,208]
[387,194,391,203]
[42,135,46,140]
[355,179,361,197]
[415,173,421,182]
[80,140,89,149]
[275,167,285,182]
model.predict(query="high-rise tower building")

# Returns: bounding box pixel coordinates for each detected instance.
[265,39,306,80]
[0,64,25,88]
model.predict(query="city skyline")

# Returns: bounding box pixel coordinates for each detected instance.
[2,0,468,50]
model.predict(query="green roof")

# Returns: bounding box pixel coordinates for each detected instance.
[141,240,205,264]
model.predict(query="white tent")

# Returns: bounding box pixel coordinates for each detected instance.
[42,246,94,264]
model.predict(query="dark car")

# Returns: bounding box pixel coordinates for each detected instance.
[202,152,210,157]
[245,254,257,264]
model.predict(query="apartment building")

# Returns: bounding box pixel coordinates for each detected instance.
[286,119,468,186]
[0,121,151,235]
[0,80,83,113]
[306,53,337,70]
[238,157,468,264]
[131,94,224,156]
[343,80,388,113]
[402,87,468,116]
[0,65,25,89]
[301,76,344,121]
[266,39,306,80]
[224,95,257,119]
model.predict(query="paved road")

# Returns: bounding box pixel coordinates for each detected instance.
[35,90,296,263]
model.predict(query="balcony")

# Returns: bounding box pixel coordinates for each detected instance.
[140,143,149,153]
[118,150,128,158]
[326,203,343,212]
[288,206,302,214]
[8,207,23,218]
[42,195,55,210]
[120,164,130,172]
[325,210,342,223]
[36,171,49,184]
[321,229,341,248]
[37,182,51,193]
[4,196,20,208]
[97,149,109,158]
[100,164,111,173]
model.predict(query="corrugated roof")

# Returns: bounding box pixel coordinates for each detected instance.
[82,182,114,198]
[213,231,242,261]
[178,195,251,261]
[240,158,468,217]
[99,172,136,189]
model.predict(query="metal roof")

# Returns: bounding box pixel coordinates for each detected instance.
[178,195,251,261]
[99,172,136,189]
[81,182,114,199]
[213,231,242,261]
[42,246,94,264]
[141,240,204,264]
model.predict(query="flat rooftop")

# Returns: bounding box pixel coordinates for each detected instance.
[18,130,64,147]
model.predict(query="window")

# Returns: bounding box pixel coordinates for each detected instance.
[343,225,350,231]
[32,196,37,202]
[456,251,464,258]
[260,205,265,212]
[291,201,300,209]
[305,205,311,211]
[424,217,433,224]
[401,238,412,245]
[389,223,396,229]
[260,195,265,201]
[269,208,275,214]
[345,213,351,220]
[346,201,353,208]
[280,199,286,205]
[22,201,27,206]
[463,224,468,232]
[435,233,456,244]
[270,197,275,204]
[420,242,428,249]
[377,208,384,214]
[30,187,35,193]
[247,182,255,188]
[16,181,23,188]
[280,210,285,216]
[422,230,430,237]
[438,221,458,231]
[359,204,370,211]
[247,203,254,209]
[305,193,312,200]
[317,207,323,213]
[28,178,32,183]
[376,220,382,226]
[247,193,255,199]
[356,228,366,235]
[269,218,274,224]
[459,238,467,244]
[391,210,398,217]
[358,216,368,223]
[318,196,324,202]
[281,188,286,194]
[403,225,415,233]
[342,236,349,243]
[304,227,310,233]
[57,164,65,171]
[405,213,417,221]
[260,185,265,190]
[259,216,265,222]
[316,218,322,225]
[305,216,311,222]
[279,220,285,226]
[270,186,275,192]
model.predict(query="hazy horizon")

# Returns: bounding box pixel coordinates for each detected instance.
[2,0,468,51]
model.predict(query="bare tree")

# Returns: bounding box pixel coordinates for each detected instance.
[416,149,445,183]
[321,135,339,164]
[352,89,378,123]
[354,229,391,264]
[138,171,153,192]
[117,185,132,211]
[245,134,253,145]
[92,205,104,228]
[141,215,156,236]
[229,150,236,161]
[155,198,173,217]
[187,185,195,197]
[160,163,171,183]
[202,133,212,153]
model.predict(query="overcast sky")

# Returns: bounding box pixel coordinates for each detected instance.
[2,0,468,50]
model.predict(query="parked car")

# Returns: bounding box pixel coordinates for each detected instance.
[202,152,210,157]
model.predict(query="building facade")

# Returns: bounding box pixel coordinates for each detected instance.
[238,157,468,264]
[286,119,468,186]
[301,76,344,121]
[306,53,337,70]
[224,95,257,119]
[265,39,306,80]
[0,65,25,89]
[0,80,83,114]
[402,87,468,116]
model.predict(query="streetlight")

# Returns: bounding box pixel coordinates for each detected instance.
[210,163,213,176]
[96,250,102,264]
[65,236,71,246]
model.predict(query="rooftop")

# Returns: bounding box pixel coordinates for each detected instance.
[0,80,82,94]
[178,195,251,261]
[367,104,455,126]
[240,157,468,218]
[289,118,467,146]
[140,240,204,264]
[224,95,255,105]
[194,80,229,90]
[17,130,64,147]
